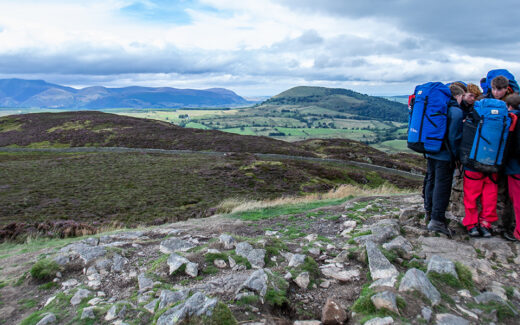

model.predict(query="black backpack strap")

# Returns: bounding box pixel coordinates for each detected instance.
[463,170,487,181]
[511,174,520,181]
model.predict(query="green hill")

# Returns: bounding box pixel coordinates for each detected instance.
[261,86,408,122]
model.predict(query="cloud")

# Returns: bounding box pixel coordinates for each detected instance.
[0,0,519,96]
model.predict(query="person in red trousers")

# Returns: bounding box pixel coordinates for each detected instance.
[504,94,520,241]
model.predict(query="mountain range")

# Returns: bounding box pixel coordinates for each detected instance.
[0,79,250,108]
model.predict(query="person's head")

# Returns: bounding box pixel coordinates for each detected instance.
[505,93,520,111]
[449,84,465,104]
[464,83,482,105]
[451,82,467,92]
[491,76,509,99]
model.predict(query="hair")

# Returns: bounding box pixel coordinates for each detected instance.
[451,82,467,92]
[449,84,465,98]
[491,75,509,89]
[506,93,520,110]
[467,83,482,97]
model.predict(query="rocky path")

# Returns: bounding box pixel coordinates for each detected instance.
[1,194,519,324]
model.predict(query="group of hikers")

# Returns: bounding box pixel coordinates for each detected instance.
[407,69,520,240]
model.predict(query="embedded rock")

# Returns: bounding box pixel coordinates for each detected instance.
[295,272,310,289]
[320,264,360,282]
[71,289,91,306]
[366,241,398,281]
[426,255,458,279]
[435,313,469,325]
[321,298,347,325]
[382,236,413,259]
[398,268,440,305]
[289,254,307,268]
[167,253,190,275]
[371,291,399,314]
[159,289,190,310]
[236,269,268,297]
[160,237,195,254]
[137,273,154,292]
[219,234,236,249]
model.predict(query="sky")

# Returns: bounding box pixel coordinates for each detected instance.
[0,0,520,97]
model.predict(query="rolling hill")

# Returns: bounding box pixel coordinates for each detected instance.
[0,79,250,108]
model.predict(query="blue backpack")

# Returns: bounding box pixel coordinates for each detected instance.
[407,82,452,154]
[482,69,520,95]
[460,98,511,173]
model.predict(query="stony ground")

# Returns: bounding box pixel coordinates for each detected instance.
[1,193,520,325]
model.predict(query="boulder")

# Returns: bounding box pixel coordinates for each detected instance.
[382,236,413,259]
[167,253,190,275]
[435,313,469,325]
[219,234,236,249]
[294,272,310,289]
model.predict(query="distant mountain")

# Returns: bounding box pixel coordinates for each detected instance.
[0,79,250,108]
[259,86,408,122]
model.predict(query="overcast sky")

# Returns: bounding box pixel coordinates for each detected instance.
[1,0,519,96]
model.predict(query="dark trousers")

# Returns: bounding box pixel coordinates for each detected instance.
[424,158,454,222]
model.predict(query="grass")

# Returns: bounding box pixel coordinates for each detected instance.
[466,301,517,321]
[30,259,60,280]
[454,262,474,291]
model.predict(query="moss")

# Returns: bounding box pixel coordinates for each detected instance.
[204,252,228,263]
[202,265,219,275]
[148,254,169,272]
[39,281,59,290]
[194,302,237,325]
[30,259,60,281]
[265,288,289,307]
[380,247,398,263]
[396,296,406,310]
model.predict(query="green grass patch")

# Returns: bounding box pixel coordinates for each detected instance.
[202,265,219,275]
[427,272,462,289]
[467,301,517,321]
[228,198,348,221]
[18,298,38,310]
[39,281,59,290]
[148,254,169,272]
[352,284,376,314]
[236,295,260,306]
[455,262,474,291]
[30,259,60,281]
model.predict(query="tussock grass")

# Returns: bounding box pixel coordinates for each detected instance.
[217,183,413,214]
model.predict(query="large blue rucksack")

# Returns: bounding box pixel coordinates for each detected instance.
[481,69,520,95]
[407,82,452,154]
[460,98,511,173]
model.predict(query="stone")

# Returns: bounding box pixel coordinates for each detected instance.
[45,296,56,307]
[382,236,413,259]
[399,207,423,222]
[185,262,198,277]
[71,289,91,306]
[214,259,227,268]
[112,253,128,273]
[426,255,458,279]
[247,249,266,269]
[340,220,357,236]
[265,230,278,236]
[321,298,347,325]
[144,298,158,313]
[228,256,236,268]
[421,306,432,321]
[167,253,190,275]
[366,241,398,281]
[320,264,360,282]
[237,269,268,297]
[458,289,472,299]
[159,289,190,310]
[294,321,321,325]
[235,242,254,257]
[219,234,236,249]
[331,250,349,263]
[370,277,397,290]
[138,273,154,292]
[289,254,307,268]
[84,237,99,246]
[156,291,218,325]
[369,219,400,244]
[294,272,310,289]
[364,316,393,325]
[399,268,441,305]
[456,304,479,320]
[81,306,96,319]
[435,313,469,325]
[53,254,70,266]
[320,279,331,288]
[61,279,79,289]
[88,297,102,305]
[487,282,508,301]
[159,237,195,254]
[36,313,57,325]
[474,292,505,304]
[308,247,321,256]
[371,291,399,314]
[471,237,514,264]
[105,305,118,321]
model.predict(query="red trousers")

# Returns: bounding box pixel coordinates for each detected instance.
[508,175,520,238]
[463,171,498,229]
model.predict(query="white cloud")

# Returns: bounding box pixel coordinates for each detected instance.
[0,0,519,96]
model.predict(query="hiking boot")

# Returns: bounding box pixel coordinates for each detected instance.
[468,227,480,237]
[427,220,453,238]
[479,226,492,238]
[503,231,518,242]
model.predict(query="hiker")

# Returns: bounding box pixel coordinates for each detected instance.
[423,84,464,236]
[504,94,520,241]
[449,83,483,217]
